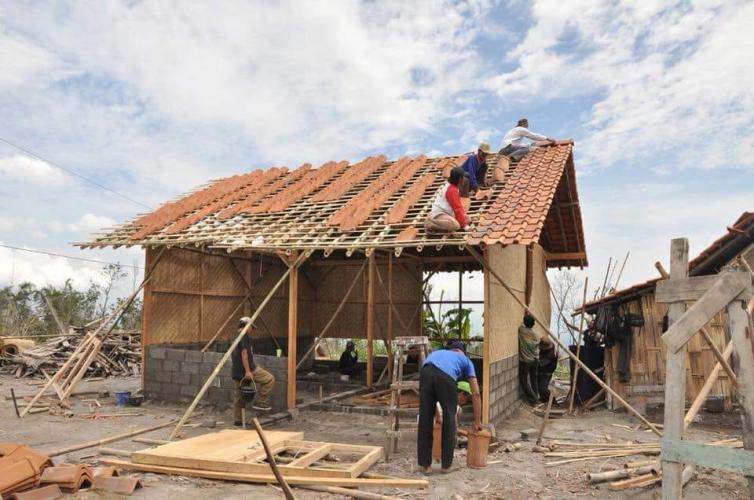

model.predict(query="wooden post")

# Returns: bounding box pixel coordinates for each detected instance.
[662,238,689,499]
[287,254,300,410]
[366,253,375,388]
[387,254,394,384]
[481,247,491,425]
[726,299,754,496]
[168,253,305,440]
[568,276,589,413]
[536,391,555,446]
[252,418,297,500]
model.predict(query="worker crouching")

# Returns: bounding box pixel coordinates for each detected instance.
[231,317,275,426]
[424,167,470,234]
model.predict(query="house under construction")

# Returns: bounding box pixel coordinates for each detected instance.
[80,142,587,424]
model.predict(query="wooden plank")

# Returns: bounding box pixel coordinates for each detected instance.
[655,275,747,303]
[367,254,375,387]
[662,272,750,354]
[287,444,332,468]
[349,447,384,478]
[662,237,689,500]
[727,300,754,494]
[100,459,429,488]
[287,255,299,409]
[661,439,754,476]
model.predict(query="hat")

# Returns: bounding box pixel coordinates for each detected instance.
[448,166,468,185]
[239,316,256,328]
[457,381,472,395]
[478,142,492,154]
[447,340,467,353]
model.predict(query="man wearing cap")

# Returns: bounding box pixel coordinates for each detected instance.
[459,143,492,193]
[231,317,276,424]
[424,167,469,233]
[417,340,482,474]
[498,118,554,161]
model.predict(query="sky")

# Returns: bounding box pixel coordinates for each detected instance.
[1,0,752,326]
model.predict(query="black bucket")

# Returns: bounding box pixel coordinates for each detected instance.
[240,379,257,402]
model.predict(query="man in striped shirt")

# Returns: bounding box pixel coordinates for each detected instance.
[424,167,469,233]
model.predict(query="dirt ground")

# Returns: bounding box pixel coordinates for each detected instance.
[0,374,749,499]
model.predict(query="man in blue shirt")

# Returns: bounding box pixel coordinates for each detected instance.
[459,142,492,193]
[417,340,482,474]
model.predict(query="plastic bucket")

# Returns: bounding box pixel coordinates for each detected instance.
[466,429,491,469]
[115,391,131,406]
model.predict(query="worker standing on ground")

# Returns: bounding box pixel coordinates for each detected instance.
[231,317,275,425]
[417,340,482,474]
[424,167,470,233]
[338,340,360,378]
[498,118,554,161]
[518,312,542,404]
[537,339,558,403]
[459,142,492,193]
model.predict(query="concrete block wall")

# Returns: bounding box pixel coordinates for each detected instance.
[144,344,288,412]
[488,354,519,423]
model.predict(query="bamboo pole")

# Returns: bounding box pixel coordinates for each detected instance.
[295,485,400,500]
[366,253,375,387]
[568,276,589,413]
[699,327,737,385]
[168,253,306,440]
[296,259,367,369]
[536,391,555,446]
[588,464,657,483]
[613,252,630,291]
[46,419,178,457]
[467,247,662,437]
[252,418,297,500]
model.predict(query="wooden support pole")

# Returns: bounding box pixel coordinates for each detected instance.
[168,253,306,440]
[366,253,376,388]
[387,254,394,383]
[684,341,734,430]
[726,299,754,497]
[662,238,689,499]
[252,418,297,500]
[287,254,301,410]
[537,391,555,446]
[568,276,589,413]
[296,259,367,370]
[467,247,662,437]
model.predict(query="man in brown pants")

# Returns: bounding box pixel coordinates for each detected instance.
[231,317,275,426]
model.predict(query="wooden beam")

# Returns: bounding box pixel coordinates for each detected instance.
[387,254,394,383]
[661,439,754,476]
[544,251,586,262]
[656,275,750,303]
[662,272,750,354]
[699,327,737,386]
[287,254,300,410]
[366,253,375,387]
[662,237,689,499]
[727,299,754,495]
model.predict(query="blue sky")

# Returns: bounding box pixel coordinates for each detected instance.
[1,0,752,314]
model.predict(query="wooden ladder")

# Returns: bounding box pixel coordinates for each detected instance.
[385,336,429,460]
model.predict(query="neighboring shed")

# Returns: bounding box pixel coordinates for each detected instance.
[80,142,587,424]
[583,212,754,410]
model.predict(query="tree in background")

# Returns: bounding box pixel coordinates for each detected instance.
[549,269,583,346]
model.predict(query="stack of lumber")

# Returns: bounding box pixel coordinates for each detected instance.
[352,389,418,408]
[543,440,662,466]
[0,332,140,378]
[102,429,427,490]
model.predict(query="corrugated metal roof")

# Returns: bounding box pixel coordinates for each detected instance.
[79,143,587,266]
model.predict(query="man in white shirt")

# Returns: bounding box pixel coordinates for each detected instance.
[498,118,554,161]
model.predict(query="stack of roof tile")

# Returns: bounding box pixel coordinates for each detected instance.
[250,161,348,213]
[39,465,93,493]
[311,155,386,202]
[9,484,63,500]
[0,443,53,497]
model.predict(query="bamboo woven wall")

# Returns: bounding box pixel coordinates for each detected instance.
[311,258,421,340]
[486,244,528,361]
[605,292,734,409]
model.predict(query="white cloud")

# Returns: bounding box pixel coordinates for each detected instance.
[0,154,68,185]
[0,242,109,289]
[489,0,754,170]
[0,30,63,88]
[68,213,117,235]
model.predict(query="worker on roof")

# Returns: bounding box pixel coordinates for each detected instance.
[231,317,276,425]
[338,340,360,380]
[417,340,482,474]
[459,142,492,192]
[425,167,470,234]
[499,118,555,161]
